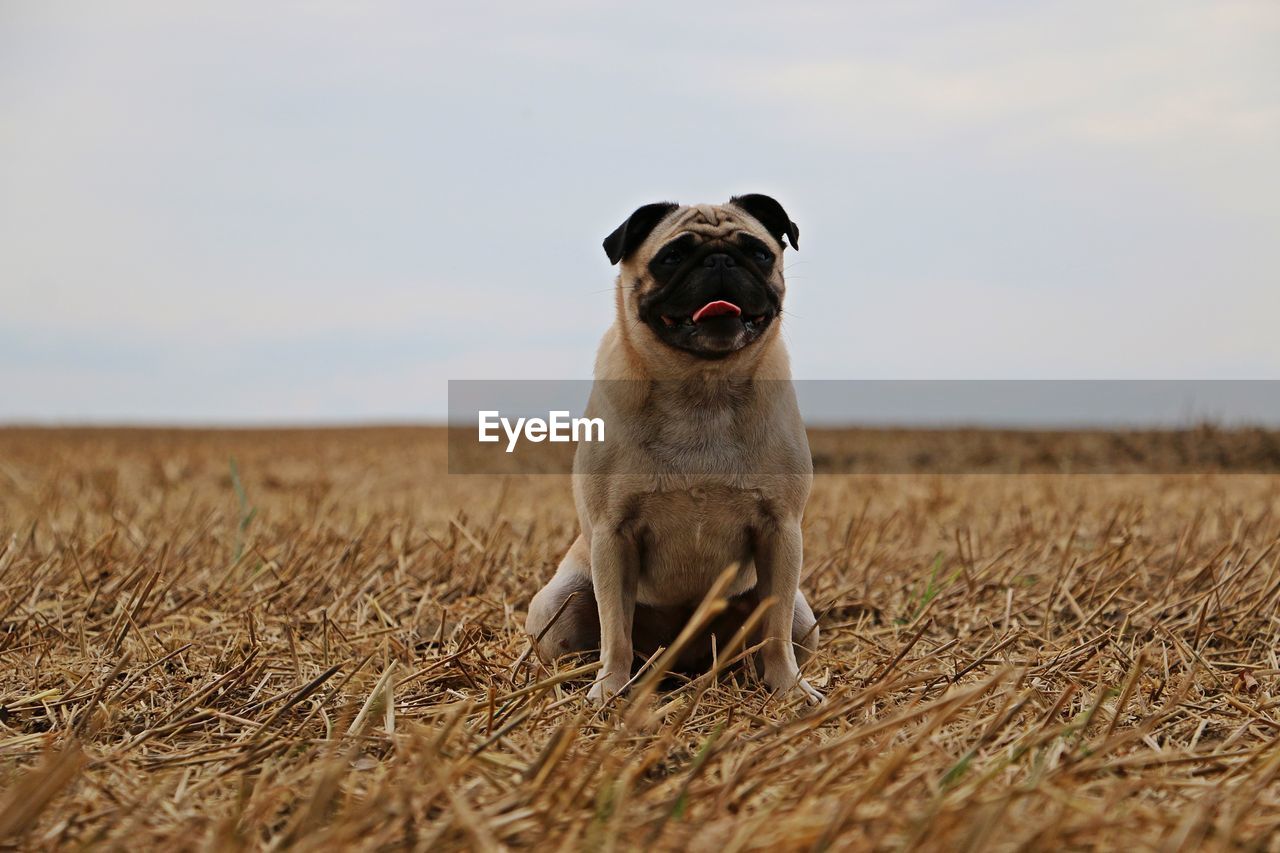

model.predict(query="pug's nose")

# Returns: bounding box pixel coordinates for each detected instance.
[702,253,735,269]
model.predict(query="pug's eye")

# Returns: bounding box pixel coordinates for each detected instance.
[752,248,773,263]
[661,250,683,265]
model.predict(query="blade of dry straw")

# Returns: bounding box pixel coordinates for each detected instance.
[346,661,396,737]
[0,746,84,841]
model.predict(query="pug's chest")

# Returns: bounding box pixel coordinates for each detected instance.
[629,485,764,606]
[642,405,751,478]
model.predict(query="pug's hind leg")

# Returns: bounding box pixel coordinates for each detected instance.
[526,536,600,661]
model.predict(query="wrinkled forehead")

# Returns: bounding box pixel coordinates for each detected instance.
[650,204,770,247]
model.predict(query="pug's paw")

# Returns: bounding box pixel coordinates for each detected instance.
[764,666,825,706]
[794,678,825,705]
[586,670,630,704]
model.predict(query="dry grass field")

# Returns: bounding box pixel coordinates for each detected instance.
[1,427,1279,850]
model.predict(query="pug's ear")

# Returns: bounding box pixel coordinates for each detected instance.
[603,201,678,265]
[729,193,799,250]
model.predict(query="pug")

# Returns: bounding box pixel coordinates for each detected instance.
[525,194,821,704]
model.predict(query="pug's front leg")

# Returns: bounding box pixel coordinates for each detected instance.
[755,520,823,704]
[586,529,637,703]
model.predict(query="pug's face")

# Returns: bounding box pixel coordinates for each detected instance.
[604,194,799,361]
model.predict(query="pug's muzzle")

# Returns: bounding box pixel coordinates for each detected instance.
[638,236,781,359]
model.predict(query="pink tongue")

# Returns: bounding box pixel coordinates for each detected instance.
[691,300,742,323]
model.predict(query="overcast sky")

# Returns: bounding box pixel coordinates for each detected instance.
[2,1,1278,423]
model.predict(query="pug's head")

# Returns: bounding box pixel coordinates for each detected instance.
[603,194,798,362]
